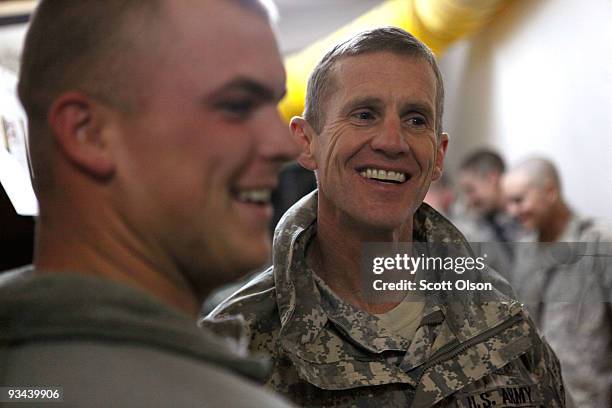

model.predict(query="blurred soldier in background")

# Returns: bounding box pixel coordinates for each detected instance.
[503,157,612,408]
[458,149,522,243]
[423,173,455,216]
[0,0,297,407]
[206,28,566,407]
[456,149,522,278]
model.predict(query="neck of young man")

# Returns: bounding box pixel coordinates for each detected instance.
[34,208,202,317]
[310,207,413,314]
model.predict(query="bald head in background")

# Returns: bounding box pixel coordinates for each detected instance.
[503,158,612,407]
[502,157,570,242]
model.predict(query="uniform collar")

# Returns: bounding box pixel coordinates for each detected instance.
[271,191,527,394]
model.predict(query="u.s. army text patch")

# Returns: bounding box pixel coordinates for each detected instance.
[457,385,542,407]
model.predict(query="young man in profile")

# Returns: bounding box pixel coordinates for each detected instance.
[0,0,297,406]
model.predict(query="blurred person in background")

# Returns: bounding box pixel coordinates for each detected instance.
[0,0,298,407]
[271,162,317,231]
[423,173,455,216]
[458,149,522,243]
[503,157,612,408]
[456,149,523,278]
[205,27,566,407]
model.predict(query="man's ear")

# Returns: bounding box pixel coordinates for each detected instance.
[431,132,449,181]
[48,91,115,179]
[290,116,318,171]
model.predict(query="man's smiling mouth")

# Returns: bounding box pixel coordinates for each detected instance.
[233,188,272,204]
[358,168,407,184]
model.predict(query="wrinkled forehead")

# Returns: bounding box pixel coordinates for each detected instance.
[328,52,437,104]
[338,51,431,78]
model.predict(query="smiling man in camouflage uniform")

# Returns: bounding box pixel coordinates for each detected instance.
[503,158,612,408]
[204,27,566,407]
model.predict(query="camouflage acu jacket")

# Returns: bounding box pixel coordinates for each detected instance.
[204,192,566,407]
[511,213,612,408]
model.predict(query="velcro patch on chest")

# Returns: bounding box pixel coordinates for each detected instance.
[456,385,542,408]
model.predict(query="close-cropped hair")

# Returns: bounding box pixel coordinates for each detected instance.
[18,0,163,128]
[303,27,445,139]
[18,0,163,192]
[459,149,506,176]
[18,0,273,193]
[18,0,274,127]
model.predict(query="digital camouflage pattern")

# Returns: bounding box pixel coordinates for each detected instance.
[511,214,612,408]
[204,191,566,407]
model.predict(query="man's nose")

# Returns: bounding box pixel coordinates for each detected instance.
[370,117,410,157]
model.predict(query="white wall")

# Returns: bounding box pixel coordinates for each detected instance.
[275,0,383,54]
[0,23,26,73]
[440,0,612,221]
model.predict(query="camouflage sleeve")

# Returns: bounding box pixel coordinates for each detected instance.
[447,337,567,407]
[201,269,281,356]
[520,322,567,407]
[585,224,612,304]
[599,240,612,304]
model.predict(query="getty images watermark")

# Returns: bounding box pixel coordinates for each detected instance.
[371,251,490,292]
[360,241,612,304]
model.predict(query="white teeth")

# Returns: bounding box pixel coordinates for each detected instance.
[237,189,271,204]
[359,168,406,183]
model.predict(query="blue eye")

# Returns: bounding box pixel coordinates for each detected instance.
[351,110,375,122]
[406,115,427,127]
